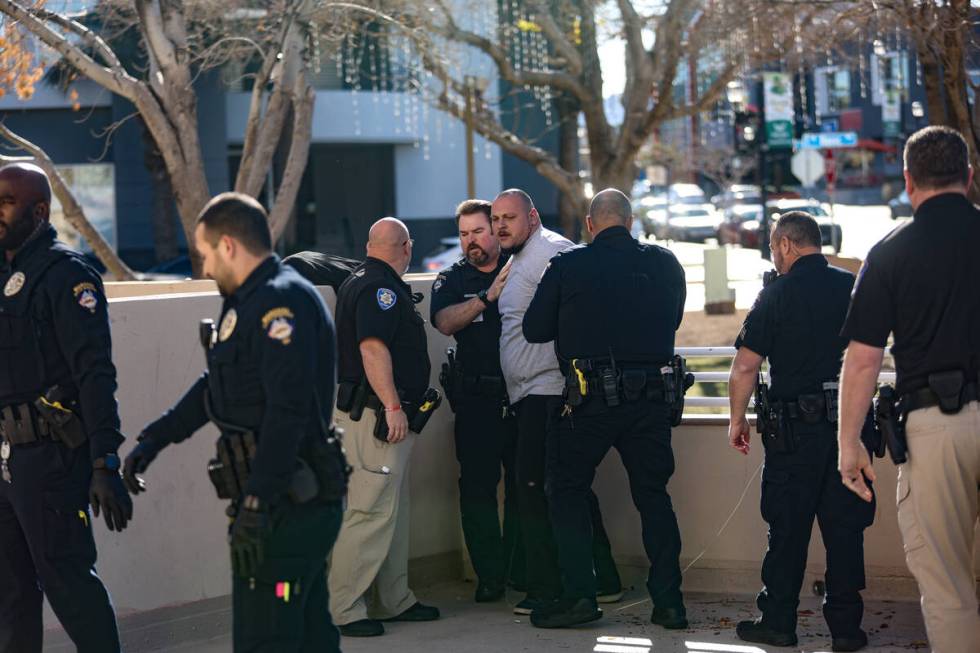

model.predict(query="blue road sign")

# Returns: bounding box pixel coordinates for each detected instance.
[800,131,858,149]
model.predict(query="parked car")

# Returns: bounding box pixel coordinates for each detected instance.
[636,195,668,236]
[889,190,912,219]
[711,184,761,211]
[662,206,722,243]
[421,236,462,273]
[717,204,763,245]
[737,199,843,253]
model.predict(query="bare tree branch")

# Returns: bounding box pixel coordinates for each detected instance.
[0,124,136,280]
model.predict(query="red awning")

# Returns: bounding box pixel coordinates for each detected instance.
[856,139,898,153]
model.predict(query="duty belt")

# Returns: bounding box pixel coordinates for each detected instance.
[0,403,52,445]
[769,382,839,425]
[459,374,507,399]
[903,381,978,414]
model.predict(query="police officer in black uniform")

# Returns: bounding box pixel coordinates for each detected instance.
[328,217,440,638]
[522,189,689,629]
[430,199,522,603]
[727,211,874,651]
[122,193,348,652]
[0,163,130,653]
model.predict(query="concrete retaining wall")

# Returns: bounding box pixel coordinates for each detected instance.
[75,277,972,619]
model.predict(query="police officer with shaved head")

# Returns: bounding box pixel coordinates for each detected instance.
[522,188,689,629]
[0,163,130,652]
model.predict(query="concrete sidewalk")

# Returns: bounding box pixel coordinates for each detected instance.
[43,581,929,652]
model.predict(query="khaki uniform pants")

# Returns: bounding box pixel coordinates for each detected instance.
[328,410,417,624]
[897,401,980,653]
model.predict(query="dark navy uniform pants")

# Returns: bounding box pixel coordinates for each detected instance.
[545,398,683,607]
[232,500,343,653]
[0,441,120,653]
[514,395,620,601]
[758,419,875,637]
[453,394,524,587]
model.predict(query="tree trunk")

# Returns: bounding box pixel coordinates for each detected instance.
[141,119,179,262]
[556,92,583,240]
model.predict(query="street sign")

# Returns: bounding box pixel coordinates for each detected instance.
[791,149,825,186]
[800,131,858,149]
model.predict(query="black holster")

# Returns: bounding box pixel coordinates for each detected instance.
[755,378,796,453]
[305,425,351,502]
[207,429,258,500]
[439,348,459,412]
[928,370,965,414]
[663,355,695,427]
[874,385,908,464]
[372,387,443,441]
[337,379,371,421]
[33,386,87,449]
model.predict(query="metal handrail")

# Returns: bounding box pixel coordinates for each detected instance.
[676,347,896,409]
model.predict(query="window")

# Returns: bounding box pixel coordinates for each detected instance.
[871,51,908,105]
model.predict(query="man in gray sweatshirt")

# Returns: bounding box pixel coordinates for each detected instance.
[492,189,621,614]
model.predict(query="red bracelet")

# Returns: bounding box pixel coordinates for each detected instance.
[385,404,401,413]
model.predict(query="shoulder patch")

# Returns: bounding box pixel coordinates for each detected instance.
[377,288,397,310]
[262,307,295,345]
[433,274,446,293]
[4,271,25,297]
[73,281,99,313]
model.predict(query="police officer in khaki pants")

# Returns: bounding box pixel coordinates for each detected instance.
[329,218,440,637]
[837,126,980,653]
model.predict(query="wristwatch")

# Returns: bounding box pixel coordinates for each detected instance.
[93,453,121,472]
[477,289,493,306]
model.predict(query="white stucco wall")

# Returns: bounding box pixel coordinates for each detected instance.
[70,278,962,618]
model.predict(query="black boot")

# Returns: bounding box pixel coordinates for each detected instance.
[339,619,384,637]
[475,581,506,603]
[832,630,868,652]
[530,598,602,629]
[650,605,688,630]
[735,619,798,646]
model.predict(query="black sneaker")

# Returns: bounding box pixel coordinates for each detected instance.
[832,630,868,652]
[339,619,384,637]
[651,605,689,629]
[735,619,798,646]
[596,587,624,604]
[530,598,602,629]
[382,602,441,622]
[475,581,506,603]
[513,597,556,615]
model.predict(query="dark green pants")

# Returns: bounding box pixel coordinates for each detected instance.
[232,500,343,653]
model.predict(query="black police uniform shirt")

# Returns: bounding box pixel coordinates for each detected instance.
[736,254,855,401]
[523,225,686,365]
[0,224,123,461]
[429,255,506,378]
[336,257,430,403]
[145,256,336,503]
[842,193,980,395]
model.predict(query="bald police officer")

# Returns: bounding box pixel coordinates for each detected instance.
[328,218,440,637]
[124,193,348,652]
[0,163,130,652]
[522,189,688,629]
[838,126,980,652]
[728,212,873,651]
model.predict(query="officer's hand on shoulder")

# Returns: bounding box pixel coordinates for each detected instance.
[487,258,513,303]
[90,456,134,532]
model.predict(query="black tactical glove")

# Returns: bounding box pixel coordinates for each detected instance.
[122,435,165,495]
[89,469,134,532]
[229,497,271,578]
